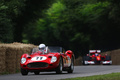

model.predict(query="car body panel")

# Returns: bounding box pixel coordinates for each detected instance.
[83,50,112,65]
[20,46,74,73]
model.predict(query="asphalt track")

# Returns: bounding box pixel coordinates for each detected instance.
[0,65,120,80]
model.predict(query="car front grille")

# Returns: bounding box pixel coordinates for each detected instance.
[27,62,48,68]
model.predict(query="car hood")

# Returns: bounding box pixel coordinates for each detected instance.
[26,53,59,63]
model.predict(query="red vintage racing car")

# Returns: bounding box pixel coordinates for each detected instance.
[82,50,112,65]
[20,46,74,75]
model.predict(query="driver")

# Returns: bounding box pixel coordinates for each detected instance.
[95,53,98,56]
[38,44,46,52]
[38,44,50,54]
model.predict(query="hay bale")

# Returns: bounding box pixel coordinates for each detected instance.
[16,48,23,70]
[110,49,120,65]
[0,47,6,74]
[0,42,36,74]
[6,47,17,73]
[74,56,82,66]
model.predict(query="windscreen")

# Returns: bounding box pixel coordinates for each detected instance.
[31,46,63,54]
[32,48,39,53]
[48,46,62,53]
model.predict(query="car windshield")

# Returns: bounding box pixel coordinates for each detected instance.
[31,46,63,54]
[48,46,63,53]
[32,47,39,53]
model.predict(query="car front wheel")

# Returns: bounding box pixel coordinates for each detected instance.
[21,68,28,75]
[56,57,63,74]
[34,71,40,75]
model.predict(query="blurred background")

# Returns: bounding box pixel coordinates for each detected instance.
[0,0,120,58]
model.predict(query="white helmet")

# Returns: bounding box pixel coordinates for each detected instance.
[39,44,46,49]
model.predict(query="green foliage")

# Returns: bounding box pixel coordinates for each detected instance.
[81,2,110,18]
[34,0,120,57]
[0,0,55,43]
[0,2,13,42]
[0,0,25,43]
[1,0,120,57]
[79,2,111,48]
[21,0,56,43]
[34,1,66,45]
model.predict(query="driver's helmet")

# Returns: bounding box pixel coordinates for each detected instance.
[38,44,46,51]
[95,53,98,56]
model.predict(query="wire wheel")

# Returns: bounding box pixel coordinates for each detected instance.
[56,57,63,74]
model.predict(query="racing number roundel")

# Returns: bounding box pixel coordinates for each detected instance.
[31,56,47,61]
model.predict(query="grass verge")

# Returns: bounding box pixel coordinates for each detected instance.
[61,72,120,80]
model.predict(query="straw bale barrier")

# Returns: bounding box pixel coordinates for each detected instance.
[1,42,120,74]
[0,47,6,73]
[74,56,82,66]
[0,42,36,74]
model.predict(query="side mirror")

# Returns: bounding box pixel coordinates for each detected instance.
[65,50,72,54]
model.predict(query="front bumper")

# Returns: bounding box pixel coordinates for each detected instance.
[83,60,112,65]
[84,61,95,65]
[102,61,112,64]
[20,61,59,71]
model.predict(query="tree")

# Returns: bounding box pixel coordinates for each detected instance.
[14,0,55,42]
[0,0,55,43]
[0,0,25,43]
[35,0,118,57]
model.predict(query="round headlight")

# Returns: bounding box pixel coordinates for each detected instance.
[51,56,57,63]
[21,58,26,64]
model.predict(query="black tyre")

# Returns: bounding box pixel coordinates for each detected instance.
[105,56,111,60]
[82,56,91,65]
[21,68,28,75]
[102,56,112,65]
[67,56,74,73]
[56,57,63,74]
[34,71,40,75]
[101,57,105,61]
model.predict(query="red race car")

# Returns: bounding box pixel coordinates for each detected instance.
[20,46,74,75]
[82,50,112,65]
